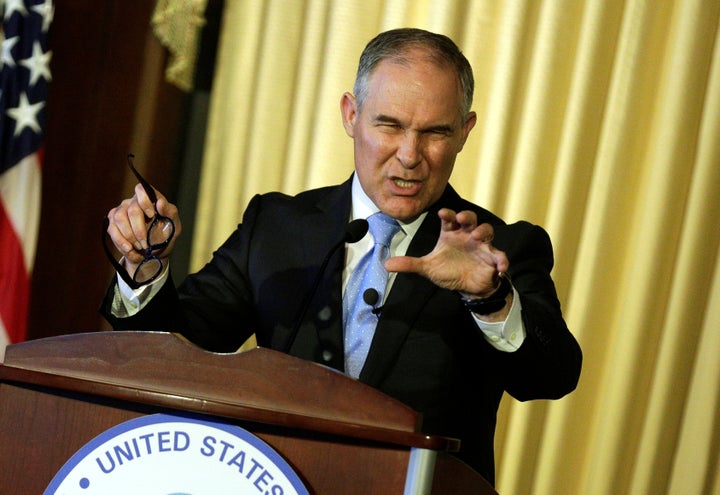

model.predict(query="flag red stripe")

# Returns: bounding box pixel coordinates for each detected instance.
[0,200,30,343]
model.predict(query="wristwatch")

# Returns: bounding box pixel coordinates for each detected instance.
[459,275,512,315]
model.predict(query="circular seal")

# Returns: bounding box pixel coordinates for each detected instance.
[45,413,309,494]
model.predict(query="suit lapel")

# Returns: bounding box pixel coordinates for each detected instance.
[297,178,353,370]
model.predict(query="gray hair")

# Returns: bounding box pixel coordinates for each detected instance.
[353,28,474,117]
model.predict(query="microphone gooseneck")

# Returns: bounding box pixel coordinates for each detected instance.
[284,219,369,356]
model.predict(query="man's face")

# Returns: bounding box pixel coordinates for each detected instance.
[341,51,476,222]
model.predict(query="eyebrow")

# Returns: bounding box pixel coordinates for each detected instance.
[372,114,402,125]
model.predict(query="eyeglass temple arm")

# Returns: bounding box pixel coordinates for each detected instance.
[127,153,158,205]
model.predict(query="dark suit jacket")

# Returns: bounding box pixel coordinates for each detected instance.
[102,176,582,485]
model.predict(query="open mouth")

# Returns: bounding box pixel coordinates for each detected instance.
[393,178,417,189]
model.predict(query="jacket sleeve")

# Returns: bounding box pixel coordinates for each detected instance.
[491,221,582,400]
[100,196,266,353]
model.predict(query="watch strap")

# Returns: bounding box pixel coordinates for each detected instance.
[460,275,512,315]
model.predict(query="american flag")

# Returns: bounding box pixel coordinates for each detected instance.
[0,0,53,360]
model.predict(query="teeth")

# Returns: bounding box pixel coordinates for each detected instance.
[393,179,415,188]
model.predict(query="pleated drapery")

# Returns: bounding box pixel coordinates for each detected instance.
[190,1,720,493]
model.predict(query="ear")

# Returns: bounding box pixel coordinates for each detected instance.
[340,92,358,138]
[457,111,477,152]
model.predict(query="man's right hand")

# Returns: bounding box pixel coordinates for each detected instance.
[105,183,182,276]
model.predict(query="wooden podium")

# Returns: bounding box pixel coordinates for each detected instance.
[0,332,497,494]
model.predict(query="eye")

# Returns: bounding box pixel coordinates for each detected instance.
[372,115,404,130]
[425,128,452,139]
[377,122,403,132]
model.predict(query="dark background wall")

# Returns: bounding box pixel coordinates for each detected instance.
[27,1,221,340]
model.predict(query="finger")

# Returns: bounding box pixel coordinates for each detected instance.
[108,202,143,252]
[106,217,144,263]
[126,199,151,250]
[385,255,424,275]
[134,183,157,219]
[437,208,457,221]
[471,223,495,243]
[439,209,479,233]
[492,249,510,273]
[437,208,460,231]
[455,210,478,229]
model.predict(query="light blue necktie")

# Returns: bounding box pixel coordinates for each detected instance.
[343,212,401,378]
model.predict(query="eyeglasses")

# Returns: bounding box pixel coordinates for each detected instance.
[102,154,176,289]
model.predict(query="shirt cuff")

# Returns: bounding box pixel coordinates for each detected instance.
[111,261,170,317]
[472,286,525,352]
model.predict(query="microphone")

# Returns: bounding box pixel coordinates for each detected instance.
[363,288,383,315]
[284,219,369,358]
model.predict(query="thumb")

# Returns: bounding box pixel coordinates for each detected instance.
[385,255,424,274]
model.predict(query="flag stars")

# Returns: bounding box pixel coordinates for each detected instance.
[1,36,19,69]
[3,0,28,21]
[5,92,45,136]
[19,42,52,86]
[32,0,55,33]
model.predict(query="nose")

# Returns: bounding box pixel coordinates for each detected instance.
[396,132,422,168]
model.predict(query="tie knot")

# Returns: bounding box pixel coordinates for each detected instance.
[367,212,400,247]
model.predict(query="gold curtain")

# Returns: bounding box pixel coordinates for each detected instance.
[191,1,720,493]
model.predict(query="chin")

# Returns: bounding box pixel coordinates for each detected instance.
[381,203,425,222]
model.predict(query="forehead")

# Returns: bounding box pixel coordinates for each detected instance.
[363,54,464,121]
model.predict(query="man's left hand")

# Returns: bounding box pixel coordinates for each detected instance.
[385,208,509,297]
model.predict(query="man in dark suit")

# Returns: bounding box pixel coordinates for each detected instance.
[103,28,582,485]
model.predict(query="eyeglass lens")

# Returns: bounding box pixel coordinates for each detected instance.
[134,257,163,284]
[132,212,175,285]
[147,216,174,249]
